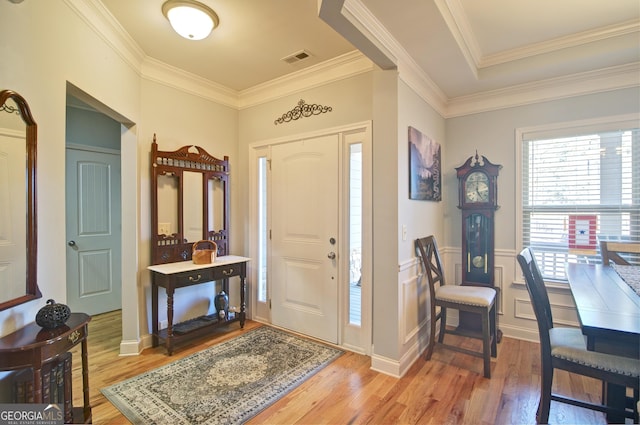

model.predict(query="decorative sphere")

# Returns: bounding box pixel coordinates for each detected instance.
[36,299,71,329]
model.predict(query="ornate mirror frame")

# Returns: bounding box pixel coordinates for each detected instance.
[0,89,41,310]
[151,134,230,265]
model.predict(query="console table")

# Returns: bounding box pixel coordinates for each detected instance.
[0,313,92,424]
[148,255,250,355]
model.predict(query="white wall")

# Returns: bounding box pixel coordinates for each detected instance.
[0,0,141,336]
[368,71,447,374]
[370,69,401,364]
[384,78,446,373]
[137,79,239,332]
[397,81,446,259]
[0,1,241,351]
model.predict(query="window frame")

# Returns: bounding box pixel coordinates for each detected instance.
[516,113,639,282]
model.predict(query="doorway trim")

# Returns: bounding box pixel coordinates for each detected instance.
[66,82,140,356]
[248,120,372,354]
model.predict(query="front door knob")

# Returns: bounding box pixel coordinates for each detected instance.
[327,252,336,260]
[68,240,76,247]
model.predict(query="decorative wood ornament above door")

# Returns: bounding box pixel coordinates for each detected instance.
[274,99,332,125]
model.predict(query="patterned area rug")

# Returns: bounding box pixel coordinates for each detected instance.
[101,326,343,424]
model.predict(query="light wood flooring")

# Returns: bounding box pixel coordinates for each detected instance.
[71,310,612,425]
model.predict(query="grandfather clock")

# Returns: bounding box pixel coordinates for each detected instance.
[456,152,502,339]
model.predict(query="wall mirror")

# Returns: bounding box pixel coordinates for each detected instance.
[151,135,229,264]
[0,90,41,310]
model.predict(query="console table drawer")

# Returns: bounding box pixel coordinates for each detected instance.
[175,269,216,286]
[154,262,245,288]
[211,263,243,280]
[40,326,88,362]
[180,263,242,281]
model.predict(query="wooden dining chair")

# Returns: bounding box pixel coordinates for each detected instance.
[517,247,640,424]
[600,240,640,265]
[415,236,497,378]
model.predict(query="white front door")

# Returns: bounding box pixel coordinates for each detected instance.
[66,148,122,315]
[271,135,339,343]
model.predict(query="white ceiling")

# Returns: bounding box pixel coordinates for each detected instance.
[101,0,356,91]
[100,0,639,107]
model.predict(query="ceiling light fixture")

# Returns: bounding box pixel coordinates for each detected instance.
[162,0,219,41]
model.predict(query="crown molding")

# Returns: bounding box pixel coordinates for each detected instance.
[65,0,145,76]
[434,0,640,72]
[142,51,373,110]
[434,0,480,78]
[398,57,448,117]
[72,0,640,120]
[318,0,396,70]
[480,20,640,68]
[346,0,640,118]
[445,62,640,118]
[336,0,448,116]
[141,57,239,109]
[70,0,239,108]
[238,50,374,109]
[340,0,397,68]
[70,0,374,111]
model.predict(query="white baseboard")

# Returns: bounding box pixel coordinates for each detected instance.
[499,323,540,344]
[119,338,144,356]
[370,353,402,378]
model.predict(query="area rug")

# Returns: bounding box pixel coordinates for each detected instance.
[101,326,343,424]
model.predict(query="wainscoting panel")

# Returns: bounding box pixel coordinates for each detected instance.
[401,274,427,345]
[399,258,426,345]
[515,295,578,327]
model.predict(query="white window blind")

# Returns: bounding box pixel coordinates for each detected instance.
[521,123,639,281]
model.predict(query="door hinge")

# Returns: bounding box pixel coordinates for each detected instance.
[269,299,271,309]
[267,159,272,170]
[269,229,272,240]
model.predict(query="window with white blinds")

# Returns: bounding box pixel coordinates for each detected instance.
[519,117,639,281]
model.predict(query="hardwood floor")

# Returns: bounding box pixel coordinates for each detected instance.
[72,310,611,424]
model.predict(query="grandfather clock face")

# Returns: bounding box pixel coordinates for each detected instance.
[464,171,490,203]
[456,153,501,287]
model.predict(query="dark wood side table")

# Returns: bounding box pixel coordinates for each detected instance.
[148,255,250,355]
[0,313,92,424]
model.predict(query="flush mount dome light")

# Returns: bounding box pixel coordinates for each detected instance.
[162,0,219,40]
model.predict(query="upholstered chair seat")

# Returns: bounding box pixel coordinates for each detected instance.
[549,328,640,378]
[436,285,495,307]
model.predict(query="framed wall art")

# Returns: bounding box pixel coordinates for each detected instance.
[409,126,441,201]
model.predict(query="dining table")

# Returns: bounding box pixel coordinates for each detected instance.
[565,262,640,423]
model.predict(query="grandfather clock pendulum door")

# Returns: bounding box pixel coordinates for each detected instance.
[455,152,501,340]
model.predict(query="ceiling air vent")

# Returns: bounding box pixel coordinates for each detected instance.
[282,50,312,64]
